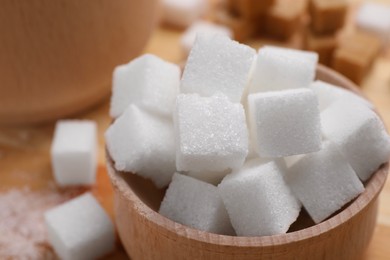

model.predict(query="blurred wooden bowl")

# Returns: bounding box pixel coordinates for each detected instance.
[0,0,158,125]
[106,65,389,259]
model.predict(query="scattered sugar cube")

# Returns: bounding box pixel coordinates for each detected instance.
[286,141,364,223]
[185,169,231,185]
[181,33,256,103]
[45,193,115,260]
[249,46,316,93]
[248,89,321,157]
[110,54,180,118]
[161,0,207,28]
[174,94,248,172]
[309,0,347,34]
[228,0,274,18]
[218,159,301,236]
[321,100,390,181]
[181,21,232,56]
[311,80,373,111]
[159,173,234,235]
[105,105,175,188]
[356,2,390,46]
[51,120,97,187]
[304,30,337,66]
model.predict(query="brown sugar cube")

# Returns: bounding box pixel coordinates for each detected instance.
[309,0,347,34]
[212,5,257,42]
[228,0,275,18]
[304,30,337,66]
[332,31,381,84]
[265,0,305,40]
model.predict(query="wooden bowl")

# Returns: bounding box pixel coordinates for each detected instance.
[0,0,157,125]
[106,65,389,260]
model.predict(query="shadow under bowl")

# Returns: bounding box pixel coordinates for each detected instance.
[106,65,389,260]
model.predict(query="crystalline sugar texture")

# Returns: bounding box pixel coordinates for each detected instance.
[45,193,115,260]
[286,141,364,223]
[321,100,390,181]
[51,120,97,187]
[159,173,234,235]
[248,89,321,157]
[218,159,301,236]
[174,93,248,172]
[181,33,256,103]
[110,54,180,118]
[105,105,176,188]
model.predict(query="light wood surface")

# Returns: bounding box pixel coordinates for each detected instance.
[1,0,390,259]
[0,0,158,125]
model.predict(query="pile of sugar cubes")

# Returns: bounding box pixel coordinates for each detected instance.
[106,33,390,237]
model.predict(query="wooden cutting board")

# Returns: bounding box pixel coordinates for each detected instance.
[1,0,390,259]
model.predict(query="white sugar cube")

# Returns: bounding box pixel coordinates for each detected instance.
[248,46,316,93]
[248,89,321,157]
[174,94,248,172]
[260,46,319,66]
[218,159,301,236]
[51,120,97,187]
[105,105,176,188]
[321,100,390,181]
[110,54,180,118]
[45,193,115,260]
[162,0,207,28]
[286,142,364,223]
[181,21,232,55]
[356,2,390,46]
[185,169,231,185]
[311,80,373,111]
[181,33,256,103]
[159,173,234,235]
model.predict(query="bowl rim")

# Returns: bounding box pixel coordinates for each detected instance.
[107,64,389,247]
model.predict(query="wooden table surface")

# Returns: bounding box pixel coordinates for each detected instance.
[1,0,390,259]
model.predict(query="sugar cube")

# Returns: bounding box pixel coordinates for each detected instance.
[286,141,364,223]
[321,100,390,181]
[356,2,390,46]
[218,159,301,236]
[309,0,347,34]
[185,169,231,185]
[110,54,180,118]
[181,21,232,56]
[51,120,97,187]
[105,105,176,188]
[161,0,207,28]
[248,89,321,157]
[311,80,373,111]
[304,29,337,66]
[159,173,234,235]
[248,46,316,93]
[181,33,256,103]
[45,193,115,260]
[174,94,248,172]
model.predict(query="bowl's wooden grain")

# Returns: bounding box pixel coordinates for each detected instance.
[0,0,157,125]
[107,65,389,260]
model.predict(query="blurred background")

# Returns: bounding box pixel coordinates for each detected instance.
[0,0,389,259]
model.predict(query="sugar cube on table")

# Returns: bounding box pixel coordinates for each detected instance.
[159,173,234,235]
[228,0,274,18]
[356,2,390,46]
[309,0,347,34]
[321,100,390,181]
[248,46,317,93]
[181,33,256,103]
[51,120,97,187]
[174,94,248,172]
[248,89,321,157]
[45,193,115,260]
[286,141,364,223]
[311,80,373,111]
[218,159,301,236]
[110,54,180,118]
[181,21,232,56]
[161,0,207,28]
[304,29,337,66]
[105,105,176,188]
